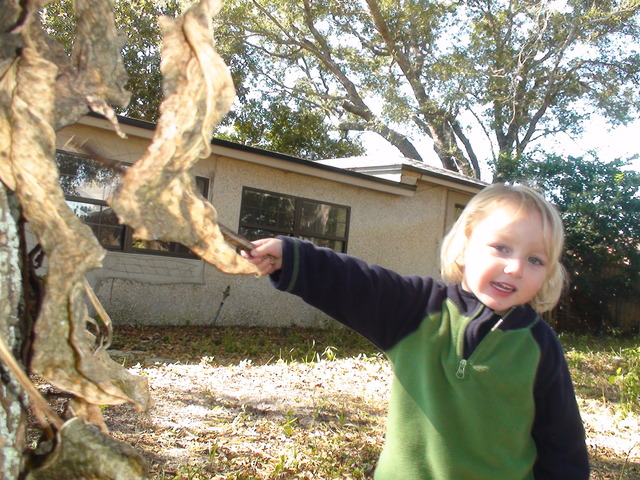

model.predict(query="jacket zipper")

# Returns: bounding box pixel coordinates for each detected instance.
[455,359,468,379]
[455,308,515,379]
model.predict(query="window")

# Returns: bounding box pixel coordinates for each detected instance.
[56,150,209,257]
[238,187,350,253]
[445,191,472,233]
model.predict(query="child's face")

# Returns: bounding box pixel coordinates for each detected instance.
[461,202,549,315]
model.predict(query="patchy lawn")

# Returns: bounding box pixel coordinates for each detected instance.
[72,327,640,478]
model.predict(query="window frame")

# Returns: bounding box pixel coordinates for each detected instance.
[238,187,350,253]
[57,149,209,259]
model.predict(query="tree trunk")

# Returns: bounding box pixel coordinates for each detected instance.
[0,184,26,480]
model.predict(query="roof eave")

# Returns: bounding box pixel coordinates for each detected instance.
[82,114,491,196]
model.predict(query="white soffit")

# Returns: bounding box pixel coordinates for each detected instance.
[319,157,486,194]
[211,144,417,197]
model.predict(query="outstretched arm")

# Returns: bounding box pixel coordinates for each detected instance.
[248,236,442,351]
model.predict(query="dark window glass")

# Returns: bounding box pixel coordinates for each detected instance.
[67,200,124,249]
[239,187,349,253]
[56,150,208,258]
[240,189,295,231]
[299,200,348,237]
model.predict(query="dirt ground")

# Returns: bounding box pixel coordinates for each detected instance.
[35,326,640,479]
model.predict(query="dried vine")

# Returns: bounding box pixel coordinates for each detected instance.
[0,0,257,477]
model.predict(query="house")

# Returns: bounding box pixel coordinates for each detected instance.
[53,114,485,328]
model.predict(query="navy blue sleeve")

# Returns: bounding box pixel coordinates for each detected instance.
[531,323,590,479]
[269,236,446,351]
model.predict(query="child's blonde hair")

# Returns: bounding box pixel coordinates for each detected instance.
[441,183,566,313]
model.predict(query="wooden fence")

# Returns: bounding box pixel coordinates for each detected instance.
[609,295,640,333]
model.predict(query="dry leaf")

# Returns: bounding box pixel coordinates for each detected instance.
[0,56,19,190]
[66,398,109,433]
[2,0,259,476]
[53,0,130,130]
[109,0,259,275]
[4,0,150,420]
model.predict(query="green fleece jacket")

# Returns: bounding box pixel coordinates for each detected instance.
[270,237,589,479]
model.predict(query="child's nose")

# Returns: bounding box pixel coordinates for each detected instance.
[504,258,524,277]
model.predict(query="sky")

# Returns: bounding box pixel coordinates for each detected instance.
[362,116,640,182]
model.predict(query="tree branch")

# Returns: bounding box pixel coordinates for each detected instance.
[339,120,423,161]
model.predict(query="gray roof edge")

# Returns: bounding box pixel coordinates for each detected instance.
[99,114,413,192]
[401,162,487,188]
[89,113,476,192]
[320,155,487,189]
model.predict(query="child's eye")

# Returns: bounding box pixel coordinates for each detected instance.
[492,245,509,253]
[528,256,545,266]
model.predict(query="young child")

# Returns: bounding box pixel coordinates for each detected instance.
[244,183,590,479]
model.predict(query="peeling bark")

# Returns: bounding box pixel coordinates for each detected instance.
[0,186,26,480]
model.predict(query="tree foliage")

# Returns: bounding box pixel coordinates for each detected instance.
[518,152,640,332]
[218,96,365,159]
[40,0,364,159]
[215,0,640,179]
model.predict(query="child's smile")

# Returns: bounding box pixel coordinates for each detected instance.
[461,202,549,315]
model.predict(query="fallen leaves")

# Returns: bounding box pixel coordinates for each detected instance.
[98,326,640,480]
[112,351,389,479]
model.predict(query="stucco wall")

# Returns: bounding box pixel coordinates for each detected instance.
[54,119,477,328]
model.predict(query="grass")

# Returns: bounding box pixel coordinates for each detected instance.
[112,324,378,366]
[109,326,640,479]
[561,333,640,480]
[561,333,639,409]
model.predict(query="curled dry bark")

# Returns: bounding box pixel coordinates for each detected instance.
[0,0,255,477]
[108,0,258,275]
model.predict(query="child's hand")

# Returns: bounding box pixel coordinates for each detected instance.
[242,238,283,276]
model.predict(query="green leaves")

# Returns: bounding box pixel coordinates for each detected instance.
[217,97,365,160]
[519,152,640,331]
[217,0,640,179]
[40,0,640,177]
